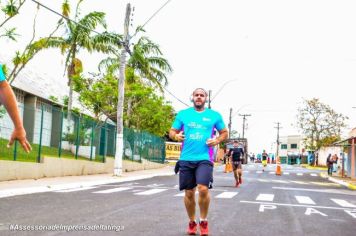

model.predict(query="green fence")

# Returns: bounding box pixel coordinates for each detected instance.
[0,104,165,164]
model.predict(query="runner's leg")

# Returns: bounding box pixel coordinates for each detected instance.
[185,188,196,221]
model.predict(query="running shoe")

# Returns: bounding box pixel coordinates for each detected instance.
[187,220,197,235]
[199,220,209,236]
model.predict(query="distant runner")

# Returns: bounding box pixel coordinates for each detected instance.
[262,150,269,171]
[228,141,244,187]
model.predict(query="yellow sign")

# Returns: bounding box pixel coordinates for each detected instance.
[165,142,182,160]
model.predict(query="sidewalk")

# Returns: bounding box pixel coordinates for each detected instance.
[0,165,175,198]
[320,172,356,190]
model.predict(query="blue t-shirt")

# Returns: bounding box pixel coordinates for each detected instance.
[0,64,6,82]
[172,107,226,162]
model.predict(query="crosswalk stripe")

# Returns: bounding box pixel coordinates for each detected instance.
[55,186,97,193]
[297,173,303,176]
[269,172,275,174]
[215,192,238,199]
[310,182,340,186]
[243,170,249,173]
[310,173,317,176]
[331,198,356,208]
[283,172,290,175]
[256,194,274,201]
[272,180,289,183]
[256,171,263,174]
[291,181,309,185]
[258,179,269,182]
[175,191,198,197]
[295,196,315,205]
[93,187,132,194]
[135,188,168,195]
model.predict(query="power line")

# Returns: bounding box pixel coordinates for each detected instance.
[163,87,189,107]
[131,0,173,39]
[30,0,117,41]
[31,0,188,108]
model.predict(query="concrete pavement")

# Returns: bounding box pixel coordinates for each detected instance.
[0,165,175,198]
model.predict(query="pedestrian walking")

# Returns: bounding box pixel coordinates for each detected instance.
[326,154,333,176]
[0,65,31,152]
[227,140,244,187]
[170,88,228,236]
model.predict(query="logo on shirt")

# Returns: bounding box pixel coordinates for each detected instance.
[202,117,211,122]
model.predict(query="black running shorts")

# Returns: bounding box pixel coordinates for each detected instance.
[178,160,213,191]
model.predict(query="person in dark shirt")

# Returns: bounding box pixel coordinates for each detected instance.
[228,141,244,187]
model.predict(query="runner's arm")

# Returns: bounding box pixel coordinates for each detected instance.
[169,128,184,142]
[0,81,31,152]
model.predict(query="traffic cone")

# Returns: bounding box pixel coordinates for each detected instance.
[224,163,229,173]
[276,156,282,176]
[228,162,233,172]
[276,164,282,175]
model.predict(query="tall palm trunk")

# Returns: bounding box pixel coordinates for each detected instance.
[66,58,75,133]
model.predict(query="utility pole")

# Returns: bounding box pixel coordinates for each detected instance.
[228,108,232,138]
[208,90,212,109]
[275,122,282,158]
[114,3,131,176]
[239,114,251,139]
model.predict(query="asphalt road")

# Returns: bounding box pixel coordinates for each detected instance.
[1,163,355,236]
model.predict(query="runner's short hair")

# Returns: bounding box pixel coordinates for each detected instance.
[192,88,208,96]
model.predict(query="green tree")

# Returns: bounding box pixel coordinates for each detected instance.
[296,98,348,151]
[98,30,172,127]
[76,73,175,137]
[0,0,26,28]
[29,0,121,129]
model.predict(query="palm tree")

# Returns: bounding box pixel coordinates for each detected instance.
[98,32,172,127]
[31,1,121,131]
[99,33,172,90]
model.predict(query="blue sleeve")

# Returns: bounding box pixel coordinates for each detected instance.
[172,112,183,130]
[215,112,226,131]
[0,65,6,82]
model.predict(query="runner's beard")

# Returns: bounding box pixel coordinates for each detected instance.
[194,101,205,110]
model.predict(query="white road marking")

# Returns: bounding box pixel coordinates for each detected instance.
[297,173,303,176]
[272,187,356,195]
[269,172,275,175]
[291,181,309,185]
[259,204,277,212]
[93,187,132,194]
[272,180,289,184]
[240,200,356,210]
[310,173,317,177]
[243,170,249,173]
[135,188,168,195]
[174,191,198,197]
[215,192,238,199]
[295,196,315,205]
[331,199,356,208]
[256,194,274,201]
[305,208,327,216]
[344,209,356,218]
[147,184,165,187]
[55,186,97,193]
[256,171,263,174]
[283,172,290,175]
[257,179,269,182]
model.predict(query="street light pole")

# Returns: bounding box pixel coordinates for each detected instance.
[208,90,212,109]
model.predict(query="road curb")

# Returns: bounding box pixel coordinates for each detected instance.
[320,172,356,191]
